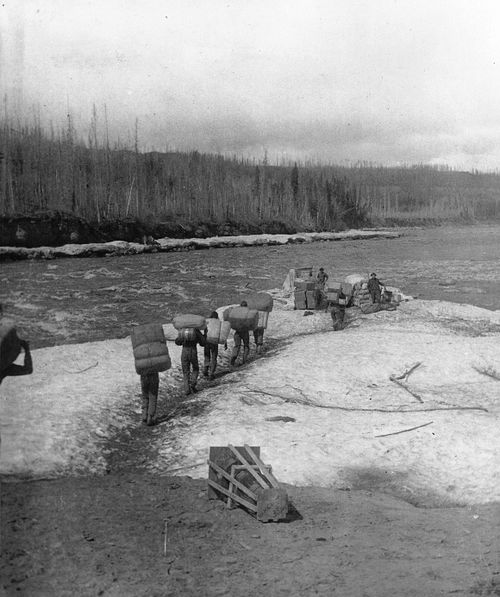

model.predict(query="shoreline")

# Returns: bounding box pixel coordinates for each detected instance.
[0,228,401,261]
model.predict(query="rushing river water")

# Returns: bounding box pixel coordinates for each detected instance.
[1,224,499,348]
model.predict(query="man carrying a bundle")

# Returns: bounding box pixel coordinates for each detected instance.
[176,326,206,395]
[230,301,251,366]
[203,311,227,380]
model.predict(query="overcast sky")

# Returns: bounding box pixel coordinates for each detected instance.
[2,0,500,170]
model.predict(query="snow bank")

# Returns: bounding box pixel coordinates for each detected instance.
[1,297,499,506]
[0,229,400,260]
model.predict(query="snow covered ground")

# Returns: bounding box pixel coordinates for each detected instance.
[1,295,499,506]
[0,229,400,260]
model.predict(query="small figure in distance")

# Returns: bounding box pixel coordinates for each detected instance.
[230,301,250,366]
[175,325,206,395]
[315,267,329,310]
[316,267,329,288]
[330,290,347,331]
[0,304,33,385]
[367,272,384,304]
[203,311,226,380]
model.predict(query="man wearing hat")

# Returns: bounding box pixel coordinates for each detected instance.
[367,273,384,304]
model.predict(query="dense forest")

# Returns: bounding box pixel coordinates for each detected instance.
[1,114,500,245]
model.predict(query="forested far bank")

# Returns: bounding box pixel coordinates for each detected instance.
[1,115,500,247]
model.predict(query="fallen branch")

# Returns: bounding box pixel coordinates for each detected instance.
[389,376,424,403]
[163,462,206,475]
[62,361,99,374]
[392,361,422,381]
[375,421,433,438]
[239,389,488,413]
[472,365,500,381]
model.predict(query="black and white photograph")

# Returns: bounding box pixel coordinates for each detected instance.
[1,1,499,595]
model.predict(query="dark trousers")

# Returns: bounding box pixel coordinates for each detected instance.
[253,327,264,353]
[232,330,250,364]
[204,342,219,377]
[181,346,199,393]
[140,372,159,421]
[314,288,324,309]
[370,288,381,304]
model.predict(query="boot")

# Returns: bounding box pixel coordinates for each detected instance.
[230,356,237,366]
[203,366,209,378]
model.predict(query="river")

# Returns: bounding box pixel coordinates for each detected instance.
[1,224,499,348]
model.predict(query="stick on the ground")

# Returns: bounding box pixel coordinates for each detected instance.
[389,376,424,403]
[163,520,168,556]
[63,361,99,374]
[472,365,500,381]
[375,421,433,438]
[392,361,422,381]
[239,389,487,413]
[163,462,206,474]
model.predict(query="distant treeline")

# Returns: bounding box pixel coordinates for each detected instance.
[1,114,500,231]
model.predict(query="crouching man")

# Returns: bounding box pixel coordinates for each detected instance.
[330,290,347,331]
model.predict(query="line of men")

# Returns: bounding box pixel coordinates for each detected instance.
[141,301,264,426]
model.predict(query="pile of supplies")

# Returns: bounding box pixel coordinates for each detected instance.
[287,268,403,311]
[293,267,316,310]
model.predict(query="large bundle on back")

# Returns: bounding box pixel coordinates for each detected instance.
[131,323,171,375]
[326,280,342,302]
[173,314,207,331]
[245,293,274,313]
[257,311,270,328]
[226,306,259,331]
[206,318,232,344]
[177,328,198,342]
[0,321,21,373]
[162,323,179,341]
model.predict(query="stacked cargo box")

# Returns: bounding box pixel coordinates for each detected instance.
[293,273,316,309]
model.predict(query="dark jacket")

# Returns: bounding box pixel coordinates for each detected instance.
[368,277,382,293]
